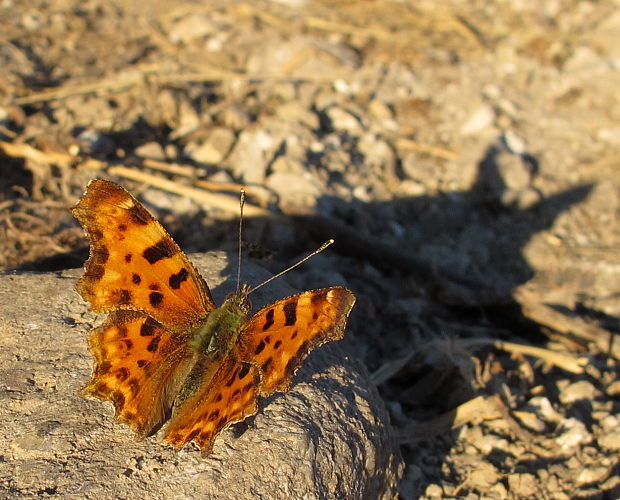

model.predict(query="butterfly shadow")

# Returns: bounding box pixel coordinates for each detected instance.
[250,142,593,497]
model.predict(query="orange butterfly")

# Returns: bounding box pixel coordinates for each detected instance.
[72,179,355,454]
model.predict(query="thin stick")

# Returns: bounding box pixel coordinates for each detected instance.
[247,239,334,295]
[108,166,270,218]
[453,337,588,374]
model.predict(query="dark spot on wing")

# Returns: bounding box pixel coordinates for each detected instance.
[98,361,112,374]
[291,330,298,339]
[274,340,282,350]
[127,204,149,226]
[242,382,253,393]
[93,382,110,396]
[147,336,160,352]
[187,429,200,441]
[283,299,297,326]
[137,360,147,368]
[132,273,141,284]
[238,364,250,380]
[313,311,318,321]
[149,291,163,307]
[231,389,240,401]
[263,309,275,331]
[142,238,176,264]
[140,319,157,336]
[169,268,189,290]
[124,253,132,263]
[93,246,109,264]
[215,393,222,402]
[149,283,160,291]
[262,357,273,373]
[226,369,238,387]
[311,290,328,304]
[91,229,103,241]
[116,367,129,381]
[128,378,140,396]
[111,391,126,408]
[118,223,127,231]
[208,410,220,421]
[88,264,105,281]
[285,340,310,375]
[119,289,132,305]
[254,340,266,355]
[117,326,128,338]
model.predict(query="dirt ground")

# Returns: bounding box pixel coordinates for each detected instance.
[1,0,619,498]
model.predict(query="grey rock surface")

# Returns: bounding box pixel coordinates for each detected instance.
[0,252,402,499]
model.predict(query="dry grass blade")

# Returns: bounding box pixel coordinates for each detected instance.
[396,395,502,444]
[108,166,271,218]
[0,141,74,167]
[453,338,588,374]
[14,68,349,105]
[515,288,619,359]
[370,349,416,385]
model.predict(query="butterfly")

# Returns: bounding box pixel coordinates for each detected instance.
[72,179,355,455]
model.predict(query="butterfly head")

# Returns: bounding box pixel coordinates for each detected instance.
[223,282,252,317]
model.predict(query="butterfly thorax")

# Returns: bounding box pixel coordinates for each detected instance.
[188,287,251,357]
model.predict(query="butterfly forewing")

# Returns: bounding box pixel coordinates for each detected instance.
[73,179,215,331]
[239,287,356,394]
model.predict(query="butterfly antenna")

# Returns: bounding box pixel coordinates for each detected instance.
[236,188,245,293]
[247,239,335,295]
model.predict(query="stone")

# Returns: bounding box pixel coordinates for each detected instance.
[185,127,236,165]
[324,106,364,133]
[559,380,597,405]
[0,253,402,499]
[598,429,620,451]
[227,128,276,183]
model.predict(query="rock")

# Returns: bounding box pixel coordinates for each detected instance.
[324,106,364,133]
[461,103,496,135]
[75,129,115,156]
[217,105,252,131]
[274,101,320,129]
[246,35,358,77]
[555,418,592,449]
[598,428,620,451]
[135,141,166,160]
[598,414,618,432]
[166,13,217,44]
[469,463,500,488]
[227,128,277,183]
[576,466,613,487]
[185,127,236,165]
[0,253,402,499]
[507,473,538,498]
[524,396,562,423]
[558,380,598,405]
[266,169,323,211]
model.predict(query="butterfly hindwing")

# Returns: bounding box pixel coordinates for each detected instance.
[83,310,195,438]
[164,355,261,454]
